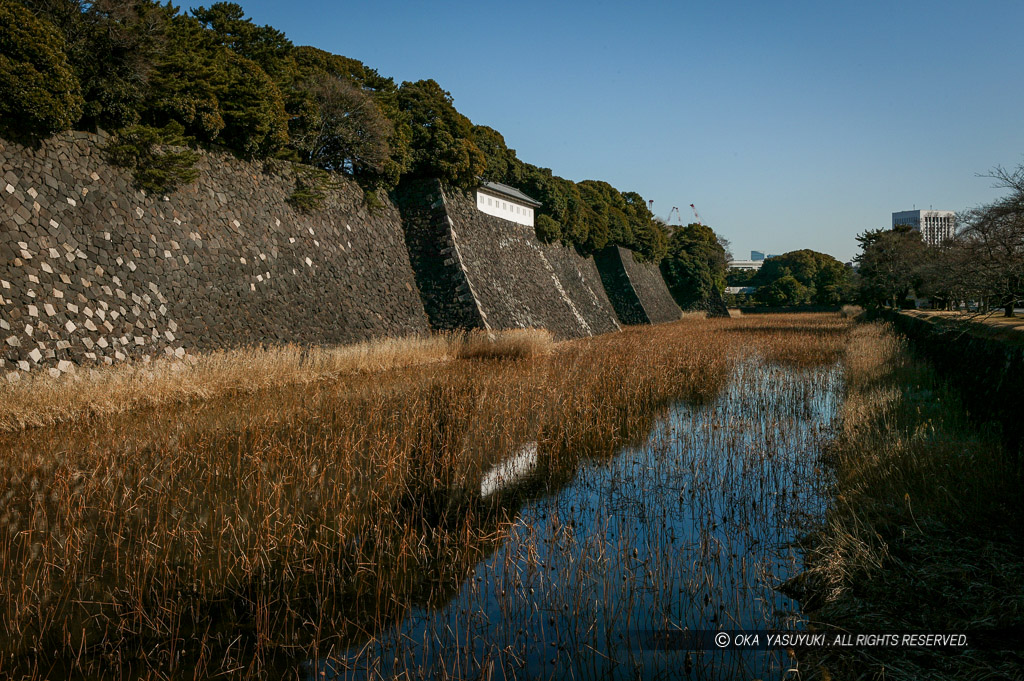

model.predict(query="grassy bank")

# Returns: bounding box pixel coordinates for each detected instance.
[796,322,1024,680]
[0,328,554,433]
[0,314,849,679]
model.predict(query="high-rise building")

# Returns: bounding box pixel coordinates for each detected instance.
[892,209,955,246]
[750,250,765,261]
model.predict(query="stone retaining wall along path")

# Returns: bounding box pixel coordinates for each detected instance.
[1,132,429,378]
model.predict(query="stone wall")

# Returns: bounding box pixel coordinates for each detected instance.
[886,311,1024,462]
[1,132,429,376]
[392,179,485,332]
[397,179,620,339]
[595,246,681,325]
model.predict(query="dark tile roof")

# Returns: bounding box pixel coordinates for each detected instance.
[479,181,542,207]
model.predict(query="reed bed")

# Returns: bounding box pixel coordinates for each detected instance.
[796,322,1023,680]
[455,328,554,361]
[0,313,851,679]
[0,329,556,433]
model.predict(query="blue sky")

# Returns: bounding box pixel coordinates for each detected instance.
[234,0,1024,262]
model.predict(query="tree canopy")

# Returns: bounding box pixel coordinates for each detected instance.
[660,223,728,309]
[751,249,854,306]
[854,225,927,309]
[5,0,670,256]
[0,0,83,142]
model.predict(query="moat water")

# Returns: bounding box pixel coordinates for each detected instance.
[308,358,842,680]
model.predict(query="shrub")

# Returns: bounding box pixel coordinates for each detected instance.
[287,166,331,213]
[105,121,200,194]
[0,0,83,141]
[535,214,561,243]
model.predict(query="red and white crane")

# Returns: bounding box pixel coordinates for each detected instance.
[689,203,703,226]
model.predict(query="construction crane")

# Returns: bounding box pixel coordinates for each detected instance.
[666,206,682,225]
[689,203,703,226]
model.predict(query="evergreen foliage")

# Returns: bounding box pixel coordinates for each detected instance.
[751,249,854,306]
[660,223,728,309]
[397,79,485,190]
[854,226,927,308]
[4,0,669,257]
[0,0,83,141]
[286,165,332,213]
[104,121,200,194]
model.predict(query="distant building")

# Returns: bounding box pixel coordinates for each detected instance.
[476,181,541,227]
[728,259,763,271]
[751,250,765,261]
[892,209,955,246]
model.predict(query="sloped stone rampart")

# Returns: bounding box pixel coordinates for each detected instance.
[408,182,620,339]
[1,132,429,377]
[612,246,681,324]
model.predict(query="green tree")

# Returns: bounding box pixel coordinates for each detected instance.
[191,2,294,82]
[660,223,727,309]
[146,14,226,143]
[146,14,288,159]
[535,213,561,243]
[291,46,409,189]
[104,120,199,193]
[752,249,853,305]
[471,124,523,185]
[19,0,172,132]
[855,225,927,308]
[215,49,289,158]
[397,79,484,189]
[0,0,83,141]
[755,274,811,306]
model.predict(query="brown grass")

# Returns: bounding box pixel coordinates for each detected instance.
[455,327,553,360]
[0,313,852,679]
[0,329,557,433]
[795,321,1023,680]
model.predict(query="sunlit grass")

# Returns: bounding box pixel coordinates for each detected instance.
[0,329,559,433]
[0,313,852,679]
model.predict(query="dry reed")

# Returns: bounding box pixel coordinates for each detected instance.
[0,329,556,433]
[455,328,554,360]
[0,313,853,679]
[795,321,1023,680]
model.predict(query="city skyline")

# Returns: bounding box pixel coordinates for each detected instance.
[230,1,1022,262]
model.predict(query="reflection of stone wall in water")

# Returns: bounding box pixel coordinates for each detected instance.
[1,132,429,376]
[396,178,620,339]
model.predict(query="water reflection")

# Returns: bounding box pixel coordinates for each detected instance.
[481,442,540,498]
[311,358,841,680]
[0,327,843,680]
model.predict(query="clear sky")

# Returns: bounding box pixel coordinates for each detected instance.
[233,0,1023,262]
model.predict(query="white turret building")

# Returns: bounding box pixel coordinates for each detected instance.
[476,181,541,227]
